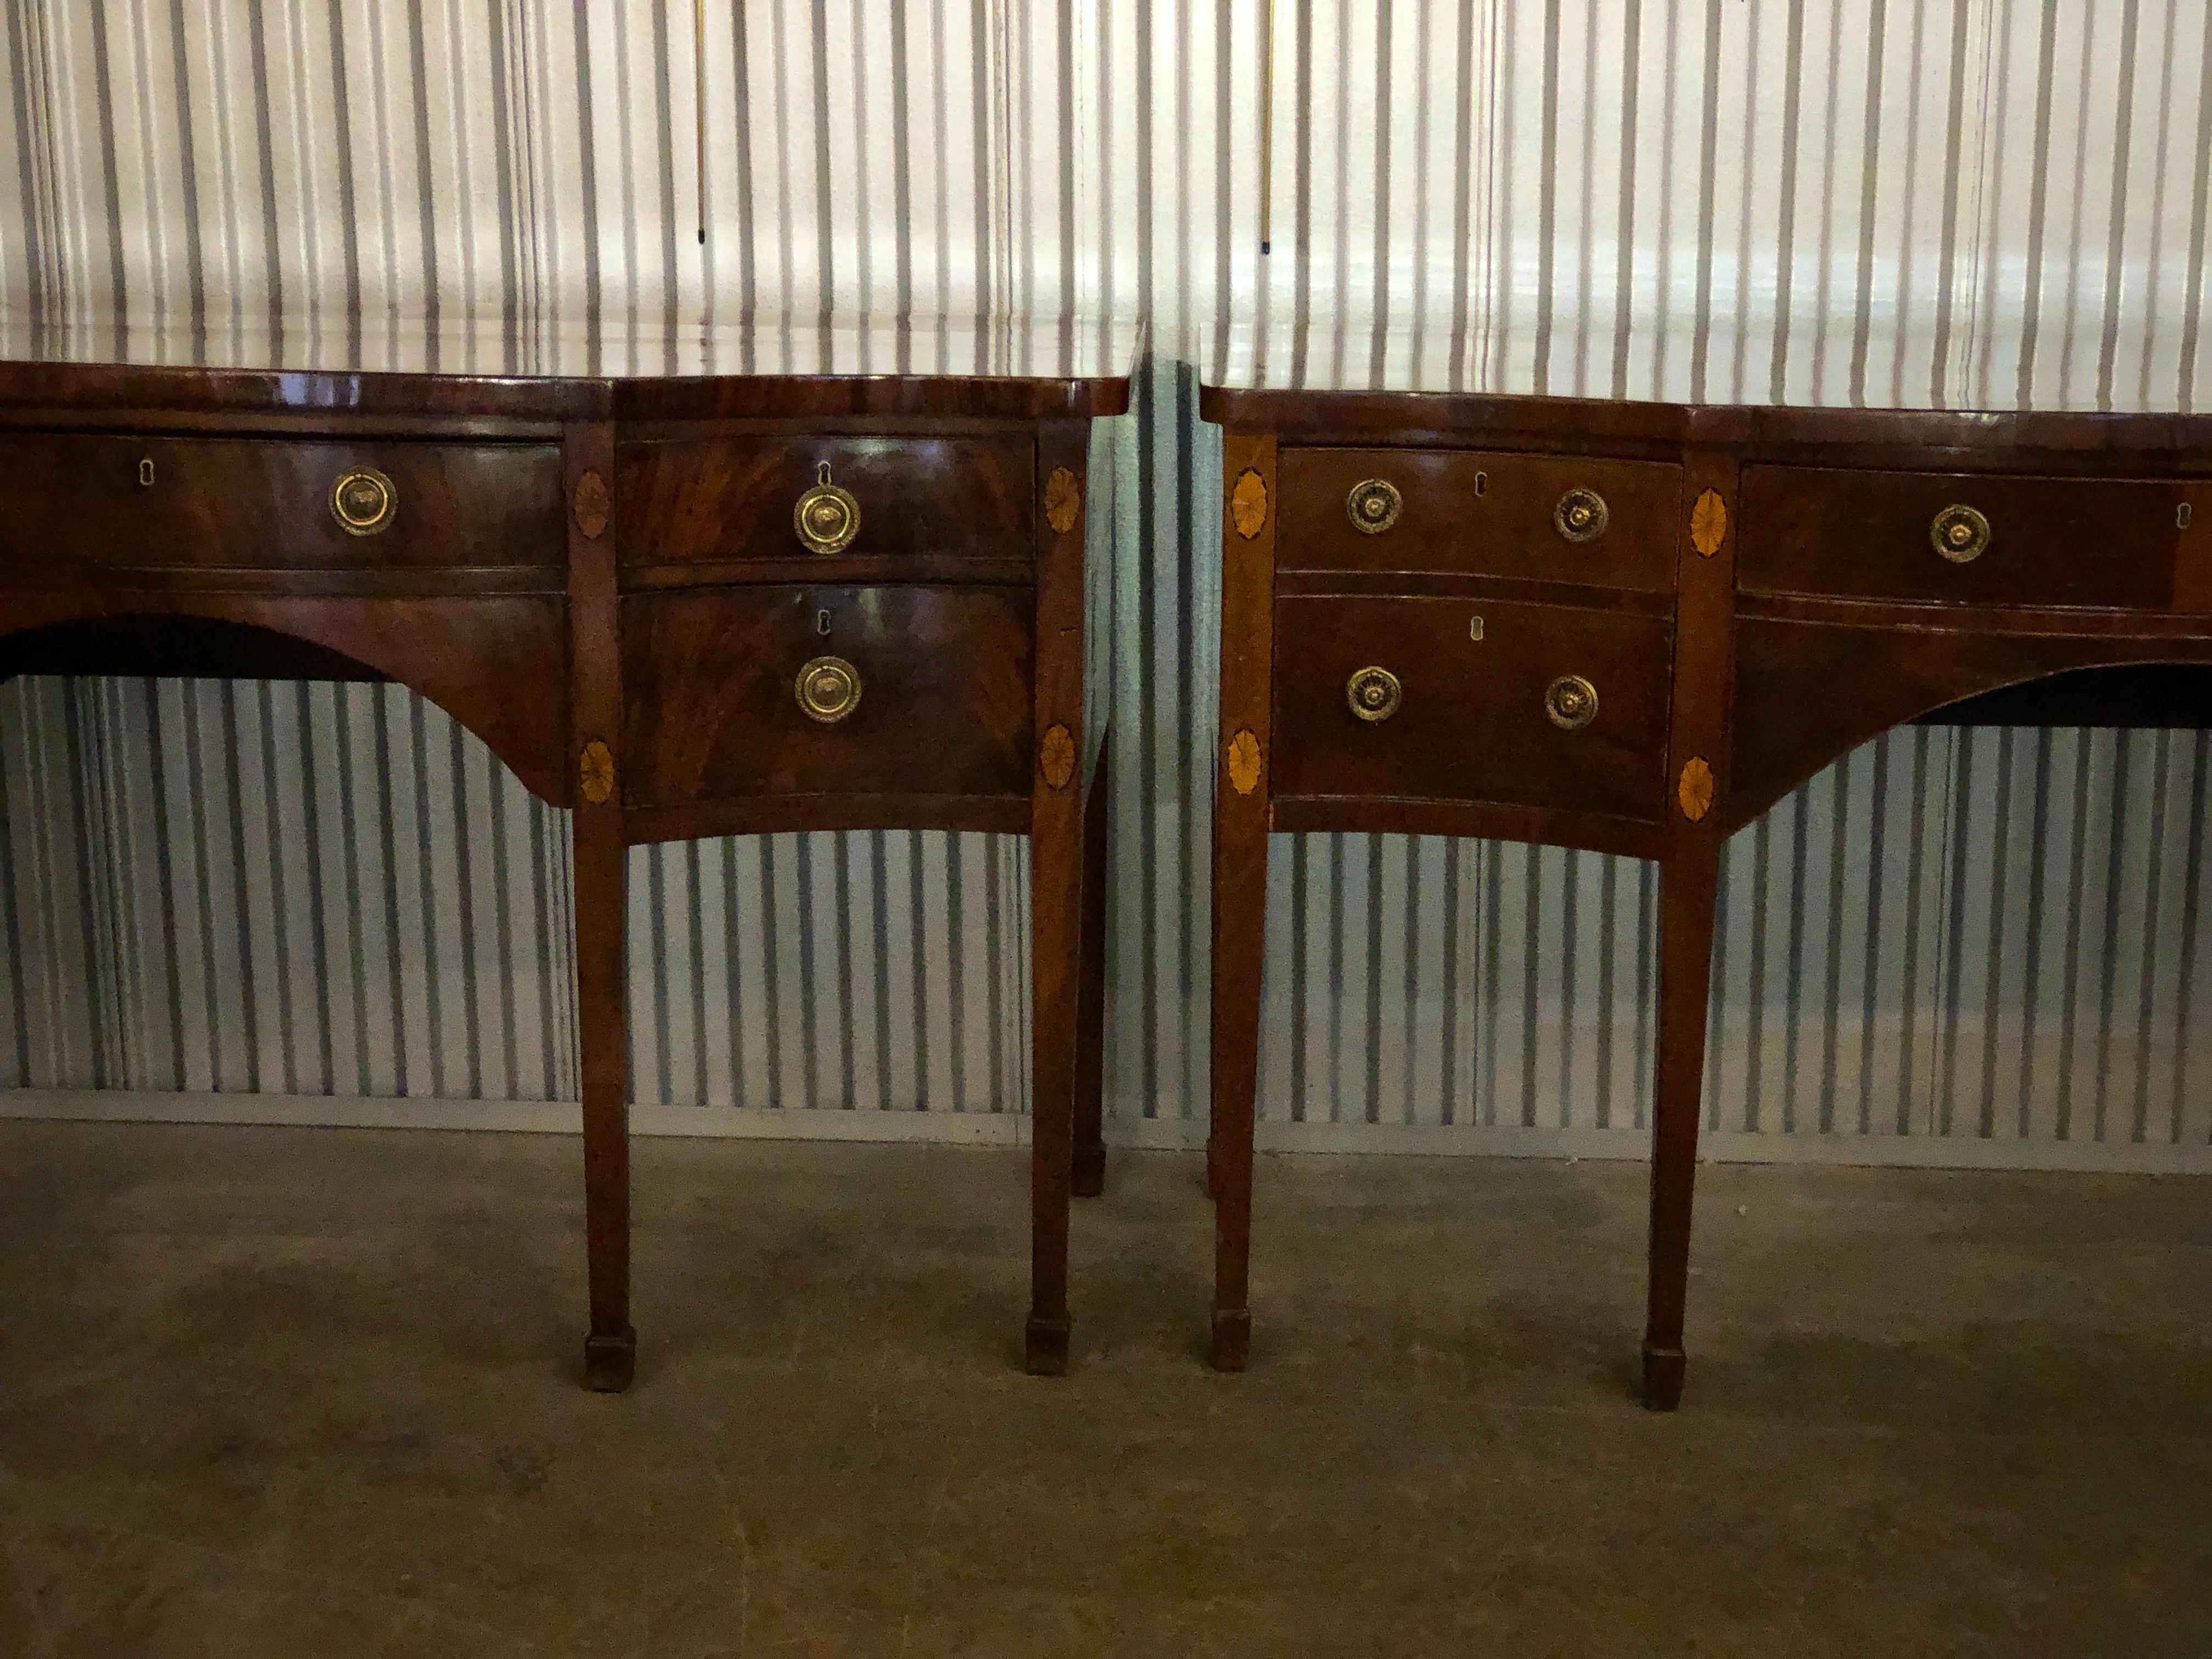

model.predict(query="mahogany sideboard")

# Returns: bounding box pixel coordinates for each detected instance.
[0,323,1131,1390]
[1202,373,2212,1408]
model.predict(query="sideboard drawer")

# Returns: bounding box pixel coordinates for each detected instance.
[1271,594,1672,821]
[1739,465,2192,610]
[621,584,1035,807]
[0,433,563,574]
[1274,447,1680,591]
[618,435,1035,569]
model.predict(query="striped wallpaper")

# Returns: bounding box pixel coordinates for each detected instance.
[2,2,2209,1166]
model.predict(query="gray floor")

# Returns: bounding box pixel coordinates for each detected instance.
[0,1122,2207,1656]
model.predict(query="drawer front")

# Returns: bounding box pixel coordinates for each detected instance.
[1739,465,2190,609]
[621,584,1035,806]
[0,433,563,574]
[618,435,1035,568]
[1272,594,1673,821]
[1275,447,1681,590]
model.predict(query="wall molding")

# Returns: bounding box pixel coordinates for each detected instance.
[7,1090,2207,1176]
[0,1090,1025,1146]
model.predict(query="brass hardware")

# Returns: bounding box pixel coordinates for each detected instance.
[1227,729,1263,795]
[1347,477,1402,534]
[1474,471,1487,496]
[1469,616,1485,641]
[794,461,861,554]
[795,654,862,723]
[330,466,397,535]
[578,740,616,806]
[816,608,832,636]
[1231,468,1270,539]
[1045,466,1082,534]
[2180,501,2194,531]
[1690,488,1727,557]
[1553,487,1609,543]
[572,469,611,539]
[138,458,155,487]
[1678,757,1715,823]
[1931,503,1990,563]
[1544,675,1599,730]
[1040,724,1077,789]
[1346,665,1402,723]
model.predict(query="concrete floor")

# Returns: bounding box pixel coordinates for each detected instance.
[0,1124,2207,1657]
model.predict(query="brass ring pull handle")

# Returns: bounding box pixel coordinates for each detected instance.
[1930,503,1991,563]
[794,460,861,554]
[1346,477,1403,534]
[1346,665,1403,723]
[795,654,863,724]
[1553,487,1609,543]
[1545,674,1599,730]
[330,466,397,535]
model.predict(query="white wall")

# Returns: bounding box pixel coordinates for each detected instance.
[2,2,2208,1167]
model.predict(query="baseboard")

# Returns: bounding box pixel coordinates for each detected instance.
[3,1088,2207,1173]
[1109,1113,2212,1173]
[0,1089,585,1136]
[1105,1115,1643,1161]
[1694,1127,2212,1175]
[0,1090,1026,1147]
[631,1104,1025,1144]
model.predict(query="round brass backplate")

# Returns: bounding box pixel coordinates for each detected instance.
[1545,674,1599,731]
[1930,503,1991,563]
[1346,665,1403,723]
[794,464,861,554]
[1346,478,1403,534]
[795,654,863,724]
[330,467,397,535]
[1553,487,1609,543]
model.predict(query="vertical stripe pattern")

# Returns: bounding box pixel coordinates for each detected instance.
[3,3,2209,1160]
